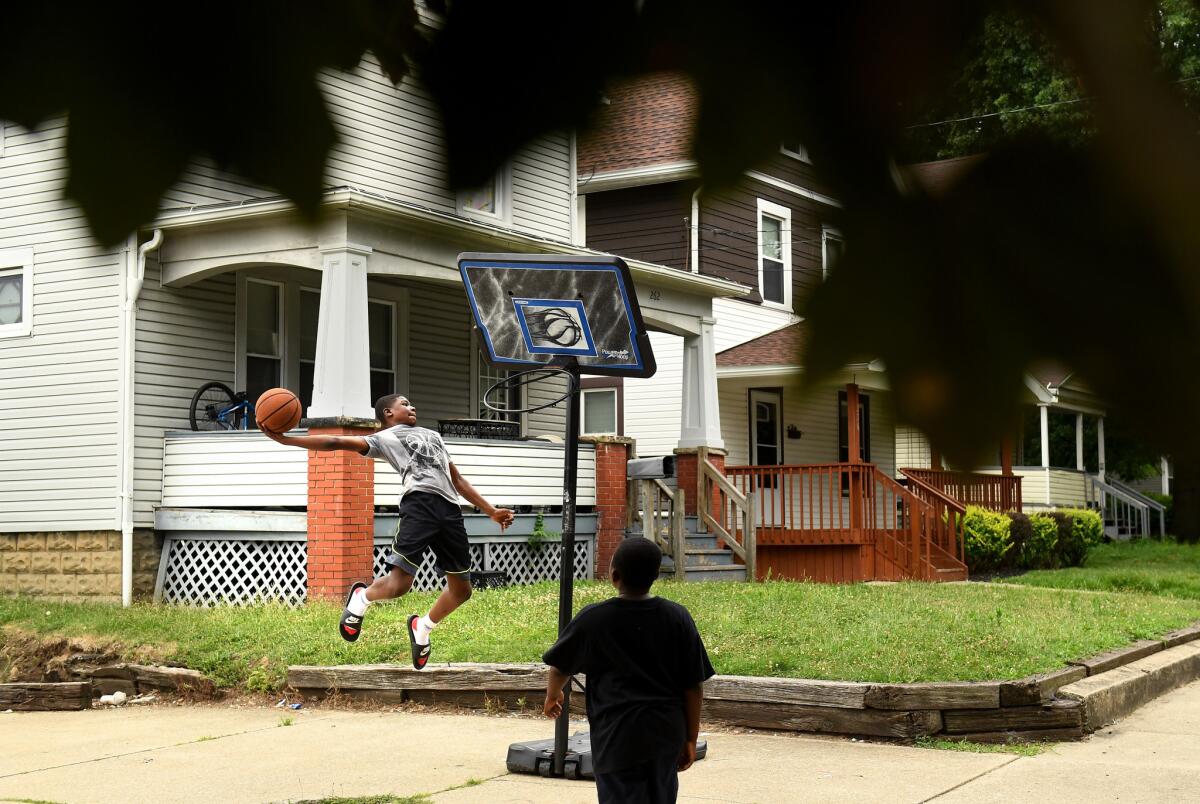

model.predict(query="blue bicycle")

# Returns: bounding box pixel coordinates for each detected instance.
[189,382,256,431]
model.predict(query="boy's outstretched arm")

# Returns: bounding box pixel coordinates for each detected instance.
[678,683,703,771]
[450,463,514,530]
[262,428,370,454]
[543,666,569,718]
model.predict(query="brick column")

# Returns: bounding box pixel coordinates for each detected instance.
[582,435,634,579]
[673,447,726,516]
[305,417,377,602]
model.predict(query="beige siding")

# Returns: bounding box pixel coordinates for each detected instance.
[623,331,683,457]
[132,260,236,525]
[406,283,472,424]
[895,425,933,474]
[0,119,123,532]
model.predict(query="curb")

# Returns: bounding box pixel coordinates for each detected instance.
[1058,643,1200,731]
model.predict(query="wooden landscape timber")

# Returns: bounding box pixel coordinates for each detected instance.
[941,700,1083,734]
[864,682,1000,710]
[1068,640,1164,676]
[702,675,868,709]
[702,698,942,738]
[999,666,1088,707]
[0,682,92,711]
[287,663,550,695]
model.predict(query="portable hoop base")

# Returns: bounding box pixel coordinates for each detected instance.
[507,732,709,781]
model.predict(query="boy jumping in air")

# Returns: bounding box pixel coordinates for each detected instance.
[265,394,513,669]
[542,538,714,804]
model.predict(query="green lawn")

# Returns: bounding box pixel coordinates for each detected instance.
[1008,540,1200,600]
[3,579,1198,689]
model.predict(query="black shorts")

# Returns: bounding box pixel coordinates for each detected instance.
[594,754,679,804]
[383,491,472,577]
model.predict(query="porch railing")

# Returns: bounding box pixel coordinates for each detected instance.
[722,462,966,581]
[899,468,1022,513]
[698,457,757,581]
[631,478,686,579]
[899,471,967,565]
[1087,475,1165,539]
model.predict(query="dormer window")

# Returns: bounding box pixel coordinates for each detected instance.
[780,142,810,163]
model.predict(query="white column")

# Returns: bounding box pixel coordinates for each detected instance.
[1097,416,1107,481]
[1075,413,1085,471]
[309,245,374,419]
[677,316,724,450]
[1162,457,1171,495]
[1039,405,1051,468]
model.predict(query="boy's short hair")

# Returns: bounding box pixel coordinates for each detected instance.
[374,394,404,426]
[611,538,662,593]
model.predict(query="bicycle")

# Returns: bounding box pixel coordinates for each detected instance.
[189,382,256,431]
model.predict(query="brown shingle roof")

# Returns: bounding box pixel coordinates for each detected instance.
[716,323,808,367]
[577,72,697,177]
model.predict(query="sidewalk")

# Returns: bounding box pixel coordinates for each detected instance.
[2,680,1198,804]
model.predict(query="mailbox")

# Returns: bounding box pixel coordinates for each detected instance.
[626,455,675,479]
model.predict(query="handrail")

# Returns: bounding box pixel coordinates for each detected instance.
[1088,474,1156,538]
[698,456,757,581]
[899,469,966,565]
[899,467,1021,513]
[900,470,967,514]
[635,478,686,578]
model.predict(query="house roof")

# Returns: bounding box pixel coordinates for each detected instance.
[716,322,808,368]
[577,72,697,178]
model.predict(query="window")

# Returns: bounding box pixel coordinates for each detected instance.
[0,247,33,338]
[822,226,843,278]
[369,299,396,405]
[756,198,792,308]
[581,389,618,435]
[580,378,623,435]
[780,142,810,162]
[244,279,283,403]
[298,288,320,411]
[474,333,519,423]
[458,169,510,223]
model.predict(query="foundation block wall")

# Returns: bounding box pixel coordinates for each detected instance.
[0,530,161,602]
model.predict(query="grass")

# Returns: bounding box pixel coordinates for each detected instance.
[1008,540,1200,601]
[3,579,1199,686]
[915,737,1050,757]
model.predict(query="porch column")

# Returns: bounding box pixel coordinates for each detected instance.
[677,317,723,451]
[1162,456,1172,495]
[583,435,634,578]
[309,244,373,419]
[1000,434,1016,511]
[1000,435,1014,476]
[1097,416,1107,481]
[305,419,377,602]
[1076,413,1085,471]
[846,383,861,463]
[1039,404,1051,469]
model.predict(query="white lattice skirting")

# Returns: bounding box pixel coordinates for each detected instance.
[156,534,594,606]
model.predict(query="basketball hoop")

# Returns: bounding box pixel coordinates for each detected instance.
[482,366,578,415]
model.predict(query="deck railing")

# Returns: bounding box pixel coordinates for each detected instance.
[698,457,757,580]
[899,468,1022,513]
[721,462,951,581]
[899,471,966,565]
[631,478,686,579]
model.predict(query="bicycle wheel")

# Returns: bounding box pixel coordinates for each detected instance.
[190,382,237,431]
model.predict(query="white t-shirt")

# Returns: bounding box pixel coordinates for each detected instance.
[363,425,459,504]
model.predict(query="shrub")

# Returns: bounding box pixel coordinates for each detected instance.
[1060,508,1104,551]
[1021,514,1060,569]
[1040,511,1075,568]
[1004,512,1032,569]
[962,506,1013,572]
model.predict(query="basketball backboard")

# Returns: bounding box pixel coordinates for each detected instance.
[458,253,656,378]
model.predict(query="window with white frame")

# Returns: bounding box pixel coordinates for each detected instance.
[473,332,519,422]
[822,226,843,278]
[458,169,510,223]
[0,247,33,338]
[756,198,792,308]
[581,388,618,435]
[243,279,283,403]
[368,299,397,405]
[780,142,810,162]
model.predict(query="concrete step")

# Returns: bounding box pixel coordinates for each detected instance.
[681,548,739,568]
[675,564,748,582]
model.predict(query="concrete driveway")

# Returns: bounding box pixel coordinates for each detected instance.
[2,680,1197,804]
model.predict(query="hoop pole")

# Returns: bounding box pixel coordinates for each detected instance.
[553,366,581,776]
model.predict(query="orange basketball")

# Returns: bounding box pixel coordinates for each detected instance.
[255,388,302,433]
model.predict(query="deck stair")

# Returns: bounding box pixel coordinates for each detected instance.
[628,477,748,582]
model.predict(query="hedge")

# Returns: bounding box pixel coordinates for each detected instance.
[961,506,1098,574]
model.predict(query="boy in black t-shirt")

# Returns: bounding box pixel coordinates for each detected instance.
[542,538,714,804]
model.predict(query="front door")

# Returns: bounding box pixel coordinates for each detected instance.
[750,390,783,465]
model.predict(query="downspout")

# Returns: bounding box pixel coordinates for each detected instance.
[689,186,702,273]
[119,229,162,606]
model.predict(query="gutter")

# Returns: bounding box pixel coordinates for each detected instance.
[118,228,162,606]
[689,185,702,274]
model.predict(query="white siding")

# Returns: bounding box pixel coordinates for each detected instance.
[132,260,236,525]
[0,119,123,532]
[623,331,683,457]
[525,371,568,437]
[712,297,799,352]
[165,57,573,243]
[720,376,896,477]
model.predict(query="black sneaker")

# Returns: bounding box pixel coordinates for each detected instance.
[407,614,432,670]
[338,582,369,642]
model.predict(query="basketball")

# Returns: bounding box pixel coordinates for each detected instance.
[255,388,302,433]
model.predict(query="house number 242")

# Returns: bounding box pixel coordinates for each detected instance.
[649,290,662,301]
